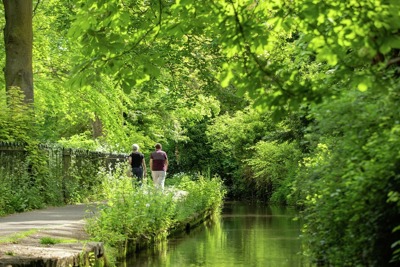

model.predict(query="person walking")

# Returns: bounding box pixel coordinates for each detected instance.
[150,143,168,190]
[128,144,146,186]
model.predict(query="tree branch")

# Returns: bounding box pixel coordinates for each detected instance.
[227,0,289,95]
[33,0,41,17]
[387,57,400,67]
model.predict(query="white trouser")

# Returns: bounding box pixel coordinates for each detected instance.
[151,171,166,190]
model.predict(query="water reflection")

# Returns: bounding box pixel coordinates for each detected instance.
[120,201,305,267]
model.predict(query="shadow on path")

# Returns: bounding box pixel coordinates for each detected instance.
[0,203,99,237]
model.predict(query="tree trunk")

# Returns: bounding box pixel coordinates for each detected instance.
[92,115,103,139]
[3,0,33,104]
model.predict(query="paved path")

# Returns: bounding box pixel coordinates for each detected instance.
[0,204,96,237]
[0,189,187,265]
[0,204,103,266]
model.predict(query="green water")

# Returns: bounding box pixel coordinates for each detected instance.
[121,202,306,266]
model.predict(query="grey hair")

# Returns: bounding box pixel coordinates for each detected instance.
[132,144,139,151]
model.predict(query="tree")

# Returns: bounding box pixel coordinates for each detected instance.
[3,0,33,104]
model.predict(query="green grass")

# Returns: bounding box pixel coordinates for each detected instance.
[0,229,39,244]
[40,236,78,245]
[0,229,79,245]
[40,237,62,245]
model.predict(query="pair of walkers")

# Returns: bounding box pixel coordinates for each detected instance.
[128,143,168,190]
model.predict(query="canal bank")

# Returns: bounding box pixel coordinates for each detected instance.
[0,196,221,266]
[0,175,226,267]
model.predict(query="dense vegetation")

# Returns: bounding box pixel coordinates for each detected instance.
[1,0,400,266]
[86,172,225,265]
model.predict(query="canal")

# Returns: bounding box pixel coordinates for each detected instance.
[120,201,306,266]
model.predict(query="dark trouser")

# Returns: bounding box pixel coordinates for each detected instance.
[132,167,143,184]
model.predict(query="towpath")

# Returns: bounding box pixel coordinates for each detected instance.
[0,203,103,266]
[0,189,188,266]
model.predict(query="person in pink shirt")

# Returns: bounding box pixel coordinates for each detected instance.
[149,143,168,190]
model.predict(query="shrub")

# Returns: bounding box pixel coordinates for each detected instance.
[244,141,301,204]
[296,89,400,266]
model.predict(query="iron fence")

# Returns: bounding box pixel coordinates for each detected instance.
[0,141,128,205]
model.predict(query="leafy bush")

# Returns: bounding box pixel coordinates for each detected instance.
[0,87,36,143]
[244,141,301,204]
[0,169,46,215]
[172,174,227,221]
[0,142,126,215]
[205,108,275,198]
[87,180,177,248]
[296,89,400,266]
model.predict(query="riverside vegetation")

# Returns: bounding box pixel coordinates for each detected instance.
[0,150,226,267]
[85,170,226,266]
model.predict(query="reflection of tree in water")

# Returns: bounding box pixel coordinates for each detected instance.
[123,201,303,267]
[220,201,304,266]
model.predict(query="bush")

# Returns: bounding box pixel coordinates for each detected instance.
[296,89,400,266]
[172,174,227,221]
[244,141,301,204]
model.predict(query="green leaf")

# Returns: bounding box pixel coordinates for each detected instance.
[357,83,368,92]
[380,35,400,54]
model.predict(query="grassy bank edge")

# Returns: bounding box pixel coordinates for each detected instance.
[87,174,226,266]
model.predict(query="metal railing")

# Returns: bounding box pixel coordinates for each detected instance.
[0,141,128,205]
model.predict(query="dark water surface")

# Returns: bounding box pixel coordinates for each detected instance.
[120,201,306,267]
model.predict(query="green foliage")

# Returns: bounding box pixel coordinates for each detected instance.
[39,236,77,245]
[0,87,37,142]
[40,237,61,245]
[0,88,52,213]
[0,229,39,244]
[57,132,100,151]
[167,119,213,175]
[294,87,400,265]
[62,152,108,204]
[205,108,274,196]
[245,141,301,204]
[171,173,227,221]
[87,181,176,248]
[0,142,125,215]
[86,171,226,263]
[0,169,44,215]
[64,0,233,152]
[204,107,306,200]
